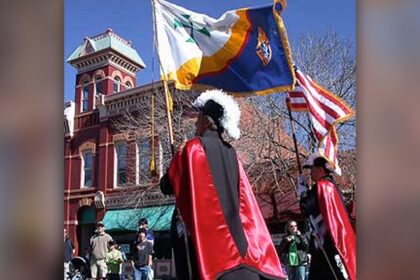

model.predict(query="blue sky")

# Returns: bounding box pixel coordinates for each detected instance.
[64,0,355,102]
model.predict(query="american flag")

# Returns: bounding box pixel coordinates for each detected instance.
[288,69,354,175]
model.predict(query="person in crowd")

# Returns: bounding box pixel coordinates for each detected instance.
[160,89,284,280]
[64,227,75,279]
[137,218,154,245]
[279,221,309,280]
[89,221,113,280]
[132,228,153,280]
[135,218,154,279]
[106,241,123,280]
[298,153,356,280]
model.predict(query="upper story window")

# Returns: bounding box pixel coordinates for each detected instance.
[82,83,89,112]
[125,81,132,89]
[82,150,93,187]
[113,77,121,93]
[137,138,150,183]
[115,142,127,186]
[95,76,102,94]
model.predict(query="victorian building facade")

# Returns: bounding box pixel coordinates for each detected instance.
[64,29,179,267]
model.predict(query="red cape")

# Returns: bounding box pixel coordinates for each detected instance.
[317,179,356,280]
[168,138,284,280]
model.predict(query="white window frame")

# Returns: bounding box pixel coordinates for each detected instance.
[82,83,89,112]
[113,77,121,93]
[81,150,93,188]
[95,76,102,94]
[114,141,127,187]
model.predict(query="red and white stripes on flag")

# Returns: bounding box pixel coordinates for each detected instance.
[319,129,340,174]
[288,69,354,175]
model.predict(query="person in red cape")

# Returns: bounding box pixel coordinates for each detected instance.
[298,153,356,280]
[160,89,285,280]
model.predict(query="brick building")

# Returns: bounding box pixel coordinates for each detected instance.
[64,29,182,276]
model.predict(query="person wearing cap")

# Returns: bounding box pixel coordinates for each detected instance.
[89,221,113,280]
[297,153,356,280]
[137,218,154,245]
[160,89,285,280]
[132,228,153,280]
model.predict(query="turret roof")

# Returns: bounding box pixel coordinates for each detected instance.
[67,28,145,68]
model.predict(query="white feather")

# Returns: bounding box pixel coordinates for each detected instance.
[193,89,241,140]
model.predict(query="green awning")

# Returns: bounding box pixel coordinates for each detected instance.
[102,205,175,232]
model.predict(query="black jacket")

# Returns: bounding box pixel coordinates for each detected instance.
[279,233,309,266]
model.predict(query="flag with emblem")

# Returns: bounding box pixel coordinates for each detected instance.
[153,0,295,95]
[288,69,354,175]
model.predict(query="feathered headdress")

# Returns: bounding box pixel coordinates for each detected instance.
[192,89,241,140]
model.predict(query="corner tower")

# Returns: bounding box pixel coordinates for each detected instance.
[67,28,146,115]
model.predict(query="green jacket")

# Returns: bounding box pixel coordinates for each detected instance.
[106,250,123,274]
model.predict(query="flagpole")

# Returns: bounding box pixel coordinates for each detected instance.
[285,97,303,174]
[149,92,157,176]
[151,0,175,155]
[163,80,175,155]
[151,1,193,279]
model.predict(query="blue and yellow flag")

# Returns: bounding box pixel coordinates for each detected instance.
[154,0,295,95]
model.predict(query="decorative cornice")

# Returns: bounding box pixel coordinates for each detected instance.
[108,59,137,76]
[105,190,175,210]
[75,54,110,73]
[103,82,167,118]
[74,52,140,75]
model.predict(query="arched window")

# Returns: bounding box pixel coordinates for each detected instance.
[95,76,102,94]
[82,150,93,187]
[125,81,132,89]
[115,141,127,186]
[82,82,89,112]
[113,77,121,93]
